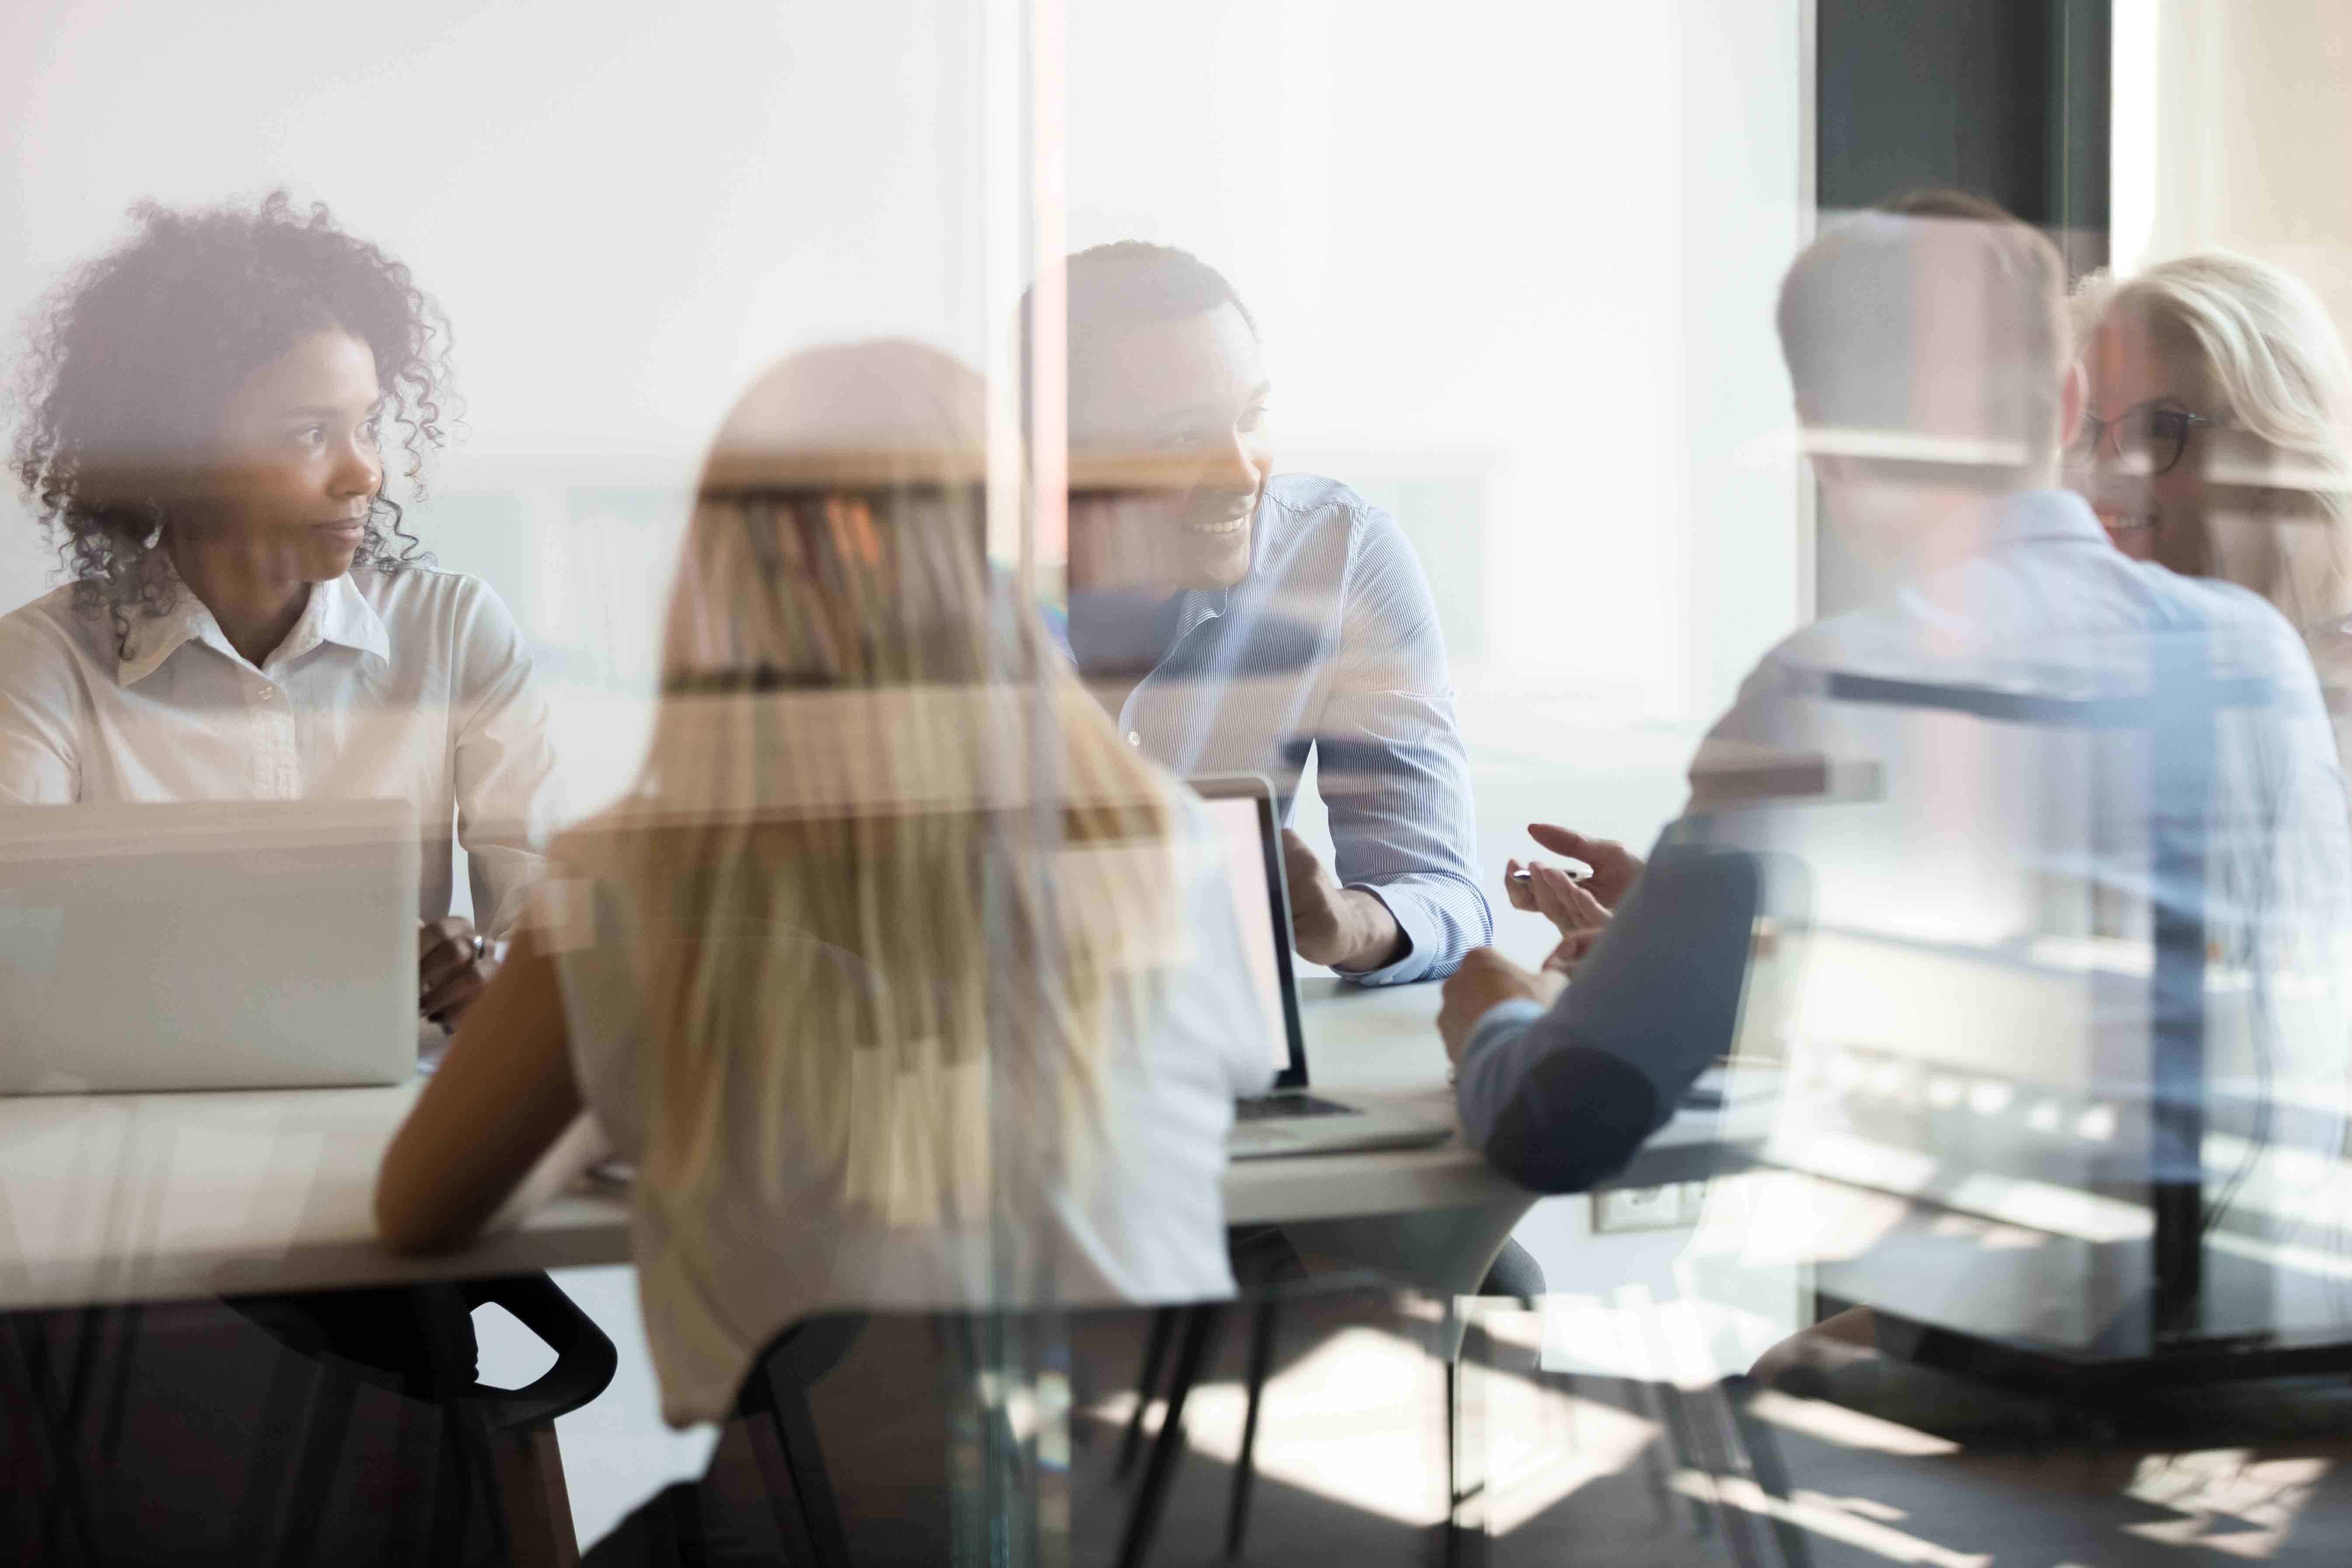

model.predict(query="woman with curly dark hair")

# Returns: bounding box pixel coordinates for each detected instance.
[2,191,556,1023]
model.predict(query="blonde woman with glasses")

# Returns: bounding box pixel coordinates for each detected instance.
[375,341,1272,1443]
[2070,254,2352,773]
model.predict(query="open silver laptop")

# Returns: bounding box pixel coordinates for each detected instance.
[1190,775,1452,1159]
[0,799,420,1094]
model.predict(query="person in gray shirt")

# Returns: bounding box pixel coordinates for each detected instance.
[1440,198,2352,1202]
[1047,243,1490,984]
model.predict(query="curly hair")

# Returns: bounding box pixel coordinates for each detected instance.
[9,190,455,651]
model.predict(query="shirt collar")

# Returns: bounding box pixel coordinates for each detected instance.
[292,572,392,668]
[117,570,390,687]
[115,581,220,687]
[1976,488,2110,551]
[1874,489,2109,588]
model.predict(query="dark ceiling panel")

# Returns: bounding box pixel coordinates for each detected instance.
[1817,0,2109,274]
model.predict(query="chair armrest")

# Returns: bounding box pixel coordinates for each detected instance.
[457,1274,619,1431]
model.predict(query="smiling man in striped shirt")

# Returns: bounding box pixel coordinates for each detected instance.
[1044,242,1490,985]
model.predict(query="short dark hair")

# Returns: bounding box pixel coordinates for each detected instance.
[1063,241,1256,339]
[1776,193,2067,469]
[1875,187,2024,226]
[1020,242,1258,395]
[11,190,454,647]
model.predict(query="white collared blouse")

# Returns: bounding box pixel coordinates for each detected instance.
[0,566,559,935]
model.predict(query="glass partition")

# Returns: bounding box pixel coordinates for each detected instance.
[14,3,2352,1562]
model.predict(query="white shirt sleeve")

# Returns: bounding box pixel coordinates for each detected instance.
[448,581,562,939]
[0,612,82,804]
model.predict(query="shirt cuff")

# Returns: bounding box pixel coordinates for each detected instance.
[1331,882,1432,986]
[1453,998,1548,1146]
[1460,998,1546,1074]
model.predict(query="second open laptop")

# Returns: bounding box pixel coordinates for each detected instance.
[0,799,420,1094]
[1188,774,1452,1159]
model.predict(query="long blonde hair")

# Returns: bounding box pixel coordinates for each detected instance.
[2072,253,2352,629]
[581,341,1182,1227]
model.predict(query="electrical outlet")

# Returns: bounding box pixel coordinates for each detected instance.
[1594,1183,1685,1233]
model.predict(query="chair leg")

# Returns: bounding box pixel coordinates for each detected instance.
[743,1363,854,1568]
[90,1302,145,1475]
[744,1398,812,1564]
[1720,1375,1812,1568]
[272,1368,360,1568]
[225,1327,340,1563]
[52,1307,123,1560]
[5,1312,101,1561]
[1442,1315,1494,1568]
[1117,1307,1178,1481]
[774,1390,852,1568]
[1645,1378,1715,1538]
[1672,1377,1793,1568]
[1117,1304,1225,1568]
[489,1421,583,1568]
[1223,1298,1279,1559]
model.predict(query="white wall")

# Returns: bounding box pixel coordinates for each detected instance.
[0,3,996,450]
[1065,0,1806,720]
[3,2,1804,776]
[2122,0,2352,341]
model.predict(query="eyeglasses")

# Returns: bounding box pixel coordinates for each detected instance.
[2071,407,2218,478]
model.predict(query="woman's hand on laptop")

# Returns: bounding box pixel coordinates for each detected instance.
[420,917,499,1030]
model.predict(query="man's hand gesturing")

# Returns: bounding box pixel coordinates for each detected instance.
[1523,824,1643,910]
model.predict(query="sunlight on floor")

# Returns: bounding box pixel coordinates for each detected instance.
[1743,1388,1959,1457]
[1087,1322,1666,1533]
[1481,1377,1658,1536]
[1089,1327,1451,1525]
[1671,1471,1994,1568]
[2119,1449,2329,1560]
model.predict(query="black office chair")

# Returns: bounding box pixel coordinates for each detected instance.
[653,1278,1456,1568]
[226,1274,618,1567]
[5,1275,615,1566]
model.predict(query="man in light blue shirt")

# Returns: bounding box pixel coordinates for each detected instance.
[1054,243,1490,984]
[1440,201,2352,1198]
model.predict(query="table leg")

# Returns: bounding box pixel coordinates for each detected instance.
[1281,1197,1535,1561]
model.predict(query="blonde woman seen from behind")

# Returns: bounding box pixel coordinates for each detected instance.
[2071,254,2352,774]
[375,341,1274,1437]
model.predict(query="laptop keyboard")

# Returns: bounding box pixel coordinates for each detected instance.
[1235,1094,1363,1123]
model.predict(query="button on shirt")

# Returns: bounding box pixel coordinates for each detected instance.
[0,566,559,936]
[1067,473,1490,984]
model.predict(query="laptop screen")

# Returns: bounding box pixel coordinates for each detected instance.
[1203,793,1290,1075]
[1192,778,1308,1088]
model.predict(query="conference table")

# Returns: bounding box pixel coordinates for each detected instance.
[0,973,1774,1565]
[0,976,1762,1315]
[0,978,1572,1313]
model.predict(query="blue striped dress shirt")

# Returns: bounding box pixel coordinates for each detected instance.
[1067,473,1490,984]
